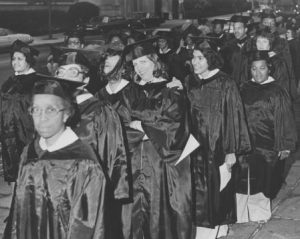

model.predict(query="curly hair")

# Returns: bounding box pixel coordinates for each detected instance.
[11,49,36,67]
[193,46,224,71]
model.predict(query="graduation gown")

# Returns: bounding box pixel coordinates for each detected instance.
[4,138,107,239]
[125,80,192,239]
[97,82,146,149]
[269,53,296,99]
[0,73,38,182]
[237,80,297,199]
[272,34,297,99]
[220,37,253,89]
[185,71,251,228]
[288,38,300,85]
[169,47,193,81]
[72,94,128,200]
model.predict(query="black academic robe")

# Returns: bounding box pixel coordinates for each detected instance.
[126,80,192,239]
[207,32,233,51]
[185,71,251,228]
[269,54,295,99]
[169,47,193,81]
[99,80,193,239]
[220,37,253,89]
[272,33,297,99]
[0,73,38,182]
[4,139,107,239]
[97,83,145,149]
[288,38,300,86]
[237,81,297,199]
[71,94,129,239]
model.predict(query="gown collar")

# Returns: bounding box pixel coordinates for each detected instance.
[198,69,220,80]
[39,127,78,152]
[251,76,275,85]
[15,68,35,76]
[106,79,129,94]
[76,91,93,104]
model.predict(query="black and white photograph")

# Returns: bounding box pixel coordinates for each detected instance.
[0,0,300,238]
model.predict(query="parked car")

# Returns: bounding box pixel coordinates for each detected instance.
[130,12,165,28]
[0,28,33,48]
[76,16,145,35]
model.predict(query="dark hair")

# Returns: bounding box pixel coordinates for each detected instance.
[255,27,275,49]
[194,46,224,70]
[249,51,275,76]
[107,32,126,45]
[11,50,36,67]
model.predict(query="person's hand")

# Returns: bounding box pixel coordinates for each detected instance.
[129,120,144,132]
[176,39,185,54]
[278,150,290,160]
[166,77,183,90]
[225,153,236,172]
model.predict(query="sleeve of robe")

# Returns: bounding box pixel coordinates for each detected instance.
[132,88,190,163]
[67,161,107,239]
[273,38,297,99]
[222,79,252,155]
[94,103,129,200]
[274,88,297,152]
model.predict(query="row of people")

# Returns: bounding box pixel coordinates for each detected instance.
[1,14,298,239]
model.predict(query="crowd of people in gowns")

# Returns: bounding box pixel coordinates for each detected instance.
[0,8,299,239]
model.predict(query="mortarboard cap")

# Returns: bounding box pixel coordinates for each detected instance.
[212,19,227,25]
[123,37,158,61]
[191,36,219,52]
[182,24,201,38]
[260,10,276,20]
[230,15,251,25]
[10,39,39,57]
[50,46,104,69]
[33,73,85,102]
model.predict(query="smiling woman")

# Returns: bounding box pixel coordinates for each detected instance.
[0,40,39,183]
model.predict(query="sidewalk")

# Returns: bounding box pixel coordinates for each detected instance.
[224,155,300,239]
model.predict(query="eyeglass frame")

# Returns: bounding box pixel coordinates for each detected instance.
[28,106,65,118]
[54,66,85,78]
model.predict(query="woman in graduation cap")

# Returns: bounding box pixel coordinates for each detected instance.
[0,40,39,183]
[99,39,193,239]
[131,39,193,239]
[185,45,251,238]
[3,76,108,239]
[236,51,297,223]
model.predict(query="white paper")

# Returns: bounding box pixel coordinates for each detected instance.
[175,134,200,166]
[219,163,232,192]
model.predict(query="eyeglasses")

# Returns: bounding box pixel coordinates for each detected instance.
[68,40,81,45]
[29,106,65,118]
[55,66,84,78]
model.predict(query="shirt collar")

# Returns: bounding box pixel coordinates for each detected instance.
[106,79,129,94]
[39,127,78,152]
[15,68,35,76]
[251,76,275,85]
[76,92,93,104]
[198,69,219,79]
